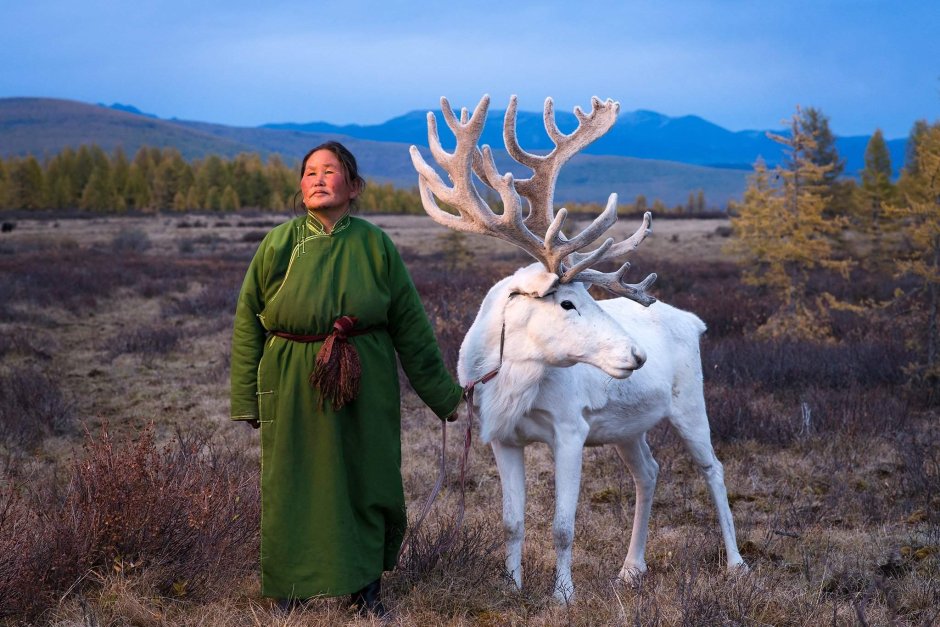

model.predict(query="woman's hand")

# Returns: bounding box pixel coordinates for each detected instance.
[442,407,460,423]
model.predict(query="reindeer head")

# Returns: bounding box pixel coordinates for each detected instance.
[409,94,657,306]
[411,95,657,384]
[500,263,647,378]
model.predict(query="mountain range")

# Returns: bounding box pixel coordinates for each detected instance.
[0,98,907,207]
[265,107,907,175]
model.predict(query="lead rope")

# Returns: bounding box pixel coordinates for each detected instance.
[396,320,506,568]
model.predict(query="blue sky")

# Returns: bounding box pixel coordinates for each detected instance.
[2,0,937,138]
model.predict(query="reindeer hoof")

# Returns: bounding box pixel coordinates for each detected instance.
[617,563,647,588]
[552,583,575,604]
[728,560,750,576]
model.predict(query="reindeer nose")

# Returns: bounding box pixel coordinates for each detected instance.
[631,346,647,369]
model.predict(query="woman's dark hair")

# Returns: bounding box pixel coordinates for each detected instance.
[299,141,366,206]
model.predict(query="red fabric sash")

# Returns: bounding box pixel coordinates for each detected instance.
[271,316,374,410]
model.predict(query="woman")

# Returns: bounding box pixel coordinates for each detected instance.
[230,141,462,615]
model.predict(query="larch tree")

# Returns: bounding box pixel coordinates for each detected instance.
[799,107,856,219]
[43,150,77,209]
[860,129,896,228]
[111,147,130,207]
[727,108,852,341]
[123,163,151,209]
[799,107,845,183]
[903,120,930,179]
[0,159,6,207]
[220,185,240,211]
[884,122,940,395]
[6,157,45,210]
[80,164,120,212]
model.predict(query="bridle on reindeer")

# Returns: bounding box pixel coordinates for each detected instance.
[396,94,658,566]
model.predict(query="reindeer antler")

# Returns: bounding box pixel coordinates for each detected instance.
[410,95,657,307]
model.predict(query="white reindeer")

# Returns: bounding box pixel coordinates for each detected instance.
[410,95,746,602]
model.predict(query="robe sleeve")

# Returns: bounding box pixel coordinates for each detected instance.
[230,236,269,421]
[384,234,463,420]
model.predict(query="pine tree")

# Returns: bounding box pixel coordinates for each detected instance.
[800,107,858,219]
[172,190,188,211]
[267,191,286,211]
[111,147,130,209]
[220,185,240,211]
[634,194,648,213]
[884,122,940,395]
[859,129,896,229]
[205,186,222,211]
[0,159,7,207]
[80,165,118,211]
[74,146,96,196]
[6,157,45,209]
[799,107,844,182]
[151,149,189,209]
[185,186,202,211]
[266,154,296,206]
[44,149,78,209]
[231,154,268,208]
[123,163,151,209]
[903,120,930,178]
[727,109,852,341]
[132,147,156,180]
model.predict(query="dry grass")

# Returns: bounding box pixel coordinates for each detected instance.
[0,210,937,626]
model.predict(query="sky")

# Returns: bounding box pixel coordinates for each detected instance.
[1,0,938,139]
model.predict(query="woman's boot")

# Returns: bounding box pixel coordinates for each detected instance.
[350,578,386,617]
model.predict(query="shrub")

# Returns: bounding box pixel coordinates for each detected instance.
[110,228,152,253]
[108,324,182,359]
[0,425,260,622]
[389,515,514,617]
[0,366,73,450]
[162,284,239,318]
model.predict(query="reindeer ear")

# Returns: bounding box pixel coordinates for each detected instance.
[508,264,559,298]
[530,274,559,297]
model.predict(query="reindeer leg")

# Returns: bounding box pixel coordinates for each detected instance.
[670,412,746,572]
[552,434,586,603]
[614,435,659,583]
[491,440,526,589]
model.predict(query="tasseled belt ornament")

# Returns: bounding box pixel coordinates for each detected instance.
[270,316,374,409]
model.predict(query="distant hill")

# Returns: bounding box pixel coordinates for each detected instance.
[0,98,256,160]
[2,96,905,207]
[99,103,159,118]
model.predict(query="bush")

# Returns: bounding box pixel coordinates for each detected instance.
[0,425,259,622]
[389,515,528,617]
[162,284,239,318]
[0,366,73,450]
[108,324,182,359]
[110,228,152,253]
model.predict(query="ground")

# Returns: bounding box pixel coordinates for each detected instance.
[0,211,936,626]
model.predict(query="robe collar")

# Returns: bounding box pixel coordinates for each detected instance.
[306,210,351,237]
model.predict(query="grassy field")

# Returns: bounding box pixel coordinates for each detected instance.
[0,211,937,626]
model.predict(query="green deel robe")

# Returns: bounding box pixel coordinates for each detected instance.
[230,213,462,599]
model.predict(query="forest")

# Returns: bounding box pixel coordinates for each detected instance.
[0,141,717,216]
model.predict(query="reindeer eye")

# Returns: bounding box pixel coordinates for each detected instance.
[560,300,576,311]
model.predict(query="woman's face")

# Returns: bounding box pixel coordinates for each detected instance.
[300,150,360,213]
